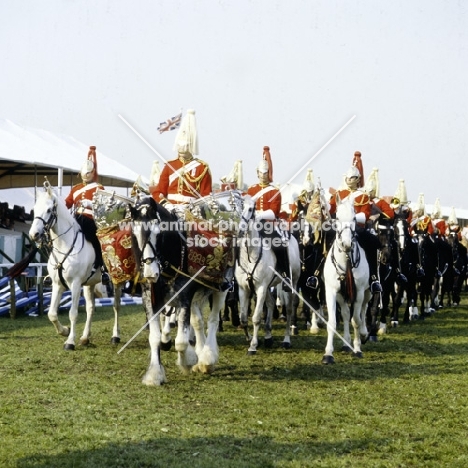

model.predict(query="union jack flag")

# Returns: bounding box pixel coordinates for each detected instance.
[157,112,182,133]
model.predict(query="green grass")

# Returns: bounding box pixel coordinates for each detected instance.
[1,295,468,467]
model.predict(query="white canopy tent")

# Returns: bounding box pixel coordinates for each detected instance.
[0,119,145,194]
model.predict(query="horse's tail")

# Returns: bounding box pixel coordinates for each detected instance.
[5,246,38,278]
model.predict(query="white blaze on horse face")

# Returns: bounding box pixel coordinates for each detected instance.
[335,200,356,252]
[134,221,160,281]
[395,219,406,251]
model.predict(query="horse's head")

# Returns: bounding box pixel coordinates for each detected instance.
[130,195,161,282]
[377,223,393,265]
[334,196,356,253]
[394,217,409,251]
[239,195,255,236]
[29,182,58,245]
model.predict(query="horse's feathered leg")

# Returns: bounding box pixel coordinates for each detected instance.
[142,283,167,386]
[111,283,122,344]
[194,290,227,374]
[175,306,198,373]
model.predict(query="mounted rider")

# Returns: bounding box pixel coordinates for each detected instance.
[328,151,382,294]
[447,206,462,240]
[390,179,413,223]
[431,198,448,238]
[151,109,212,213]
[246,146,292,291]
[365,168,408,284]
[65,146,108,283]
[289,169,316,224]
[410,193,434,236]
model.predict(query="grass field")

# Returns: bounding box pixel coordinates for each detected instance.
[1,294,468,468]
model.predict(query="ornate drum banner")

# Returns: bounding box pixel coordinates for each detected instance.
[93,190,137,285]
[186,225,235,286]
[97,225,137,285]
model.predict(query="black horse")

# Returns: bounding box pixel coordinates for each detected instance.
[444,232,467,306]
[368,220,398,338]
[291,189,332,335]
[391,217,420,324]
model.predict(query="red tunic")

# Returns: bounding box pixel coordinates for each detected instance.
[329,188,371,226]
[432,219,448,236]
[246,183,282,218]
[65,181,104,219]
[411,215,434,235]
[151,157,212,204]
[370,197,395,221]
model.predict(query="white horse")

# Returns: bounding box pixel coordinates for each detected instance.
[29,182,123,350]
[235,196,301,354]
[322,196,371,364]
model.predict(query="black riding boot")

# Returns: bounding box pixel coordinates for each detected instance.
[273,245,292,292]
[357,229,382,294]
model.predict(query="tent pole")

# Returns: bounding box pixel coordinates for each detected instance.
[58,167,63,196]
[34,165,38,203]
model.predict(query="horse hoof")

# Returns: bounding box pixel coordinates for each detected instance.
[341,345,353,353]
[111,337,121,345]
[264,337,274,349]
[291,326,299,336]
[282,342,292,349]
[247,350,257,356]
[64,343,75,351]
[321,355,335,365]
[353,351,363,358]
[391,321,399,328]
[368,335,378,343]
[161,340,172,351]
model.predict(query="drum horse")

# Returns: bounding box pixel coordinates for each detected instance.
[130,190,243,384]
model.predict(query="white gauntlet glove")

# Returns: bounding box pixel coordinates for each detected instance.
[255,209,275,221]
[81,199,93,209]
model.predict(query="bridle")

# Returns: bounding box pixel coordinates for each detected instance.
[331,219,361,275]
[33,199,58,243]
[133,202,161,269]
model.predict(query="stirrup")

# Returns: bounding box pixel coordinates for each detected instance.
[220,280,232,292]
[397,272,407,283]
[306,276,319,290]
[370,280,382,294]
[43,275,53,288]
[101,271,111,286]
[282,276,292,292]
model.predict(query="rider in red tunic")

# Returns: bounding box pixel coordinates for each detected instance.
[329,152,382,294]
[431,198,448,237]
[151,109,212,210]
[65,146,107,281]
[246,146,292,290]
[410,193,434,236]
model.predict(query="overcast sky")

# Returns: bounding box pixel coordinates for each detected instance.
[1,0,467,211]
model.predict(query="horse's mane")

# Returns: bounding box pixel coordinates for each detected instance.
[335,197,355,223]
[36,187,77,226]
